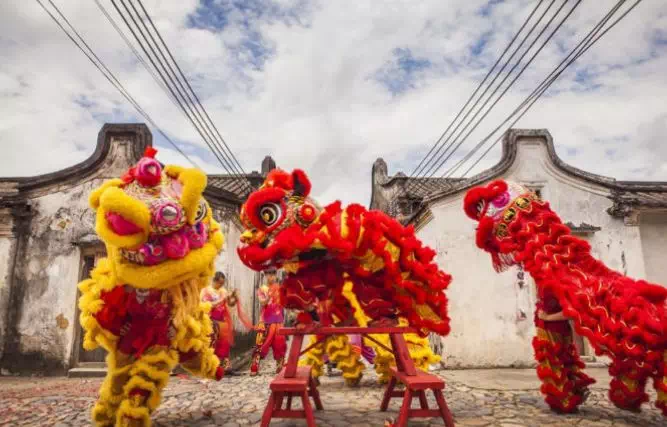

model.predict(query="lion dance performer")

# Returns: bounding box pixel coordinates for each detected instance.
[464,179,667,415]
[77,148,225,426]
[250,269,288,375]
[237,168,448,385]
[201,271,248,372]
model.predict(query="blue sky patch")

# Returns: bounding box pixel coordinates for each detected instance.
[374,48,432,95]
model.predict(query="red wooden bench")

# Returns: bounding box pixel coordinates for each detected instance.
[260,365,323,427]
[381,367,455,427]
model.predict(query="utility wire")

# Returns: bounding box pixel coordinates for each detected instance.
[113,0,251,194]
[405,0,581,198]
[93,0,174,99]
[96,0,248,195]
[403,0,561,199]
[111,0,252,195]
[130,0,252,195]
[135,0,251,190]
[453,0,638,179]
[406,0,547,191]
[36,0,200,168]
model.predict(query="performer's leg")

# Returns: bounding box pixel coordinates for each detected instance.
[653,351,667,416]
[114,347,179,427]
[608,359,649,412]
[91,351,133,427]
[271,326,287,373]
[533,328,590,413]
[250,325,266,375]
[215,321,232,370]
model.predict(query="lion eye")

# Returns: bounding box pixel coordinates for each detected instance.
[259,203,281,226]
[195,200,208,223]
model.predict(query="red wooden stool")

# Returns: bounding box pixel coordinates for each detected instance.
[381,367,455,427]
[261,365,323,427]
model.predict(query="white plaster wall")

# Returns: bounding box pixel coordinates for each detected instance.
[422,136,644,367]
[639,212,667,285]
[0,237,14,360]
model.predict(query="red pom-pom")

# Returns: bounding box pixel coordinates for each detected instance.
[144,146,158,158]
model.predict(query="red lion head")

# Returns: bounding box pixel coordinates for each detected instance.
[237,169,322,271]
[463,179,539,271]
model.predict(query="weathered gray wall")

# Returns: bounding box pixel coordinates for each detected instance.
[0,234,15,362]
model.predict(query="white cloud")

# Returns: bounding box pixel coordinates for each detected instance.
[1,0,666,206]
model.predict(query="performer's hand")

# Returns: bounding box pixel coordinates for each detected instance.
[537,310,548,320]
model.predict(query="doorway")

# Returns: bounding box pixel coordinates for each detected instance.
[71,247,107,367]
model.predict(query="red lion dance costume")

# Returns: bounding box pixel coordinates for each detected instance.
[237,168,450,384]
[78,149,225,426]
[464,179,667,415]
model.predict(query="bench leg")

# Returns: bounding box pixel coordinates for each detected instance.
[418,390,428,409]
[395,388,412,427]
[380,376,397,411]
[260,393,276,427]
[309,375,324,410]
[301,390,317,427]
[274,391,284,411]
[286,394,292,411]
[434,389,455,427]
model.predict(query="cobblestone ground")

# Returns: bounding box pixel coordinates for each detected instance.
[0,367,664,426]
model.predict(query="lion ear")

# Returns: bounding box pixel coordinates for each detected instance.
[291,169,311,197]
[89,179,124,209]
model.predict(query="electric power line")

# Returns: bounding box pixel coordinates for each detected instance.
[135,0,251,190]
[111,0,253,195]
[406,0,549,191]
[405,0,581,199]
[453,0,639,180]
[36,0,200,168]
[402,0,564,199]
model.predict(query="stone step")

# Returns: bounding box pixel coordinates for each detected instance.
[68,366,106,378]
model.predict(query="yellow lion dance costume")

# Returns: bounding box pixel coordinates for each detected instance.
[78,148,225,427]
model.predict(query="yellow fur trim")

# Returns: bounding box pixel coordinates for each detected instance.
[165,166,207,224]
[96,186,151,248]
[299,335,326,378]
[89,178,123,209]
[325,335,365,384]
[116,399,151,427]
[210,219,224,251]
[110,242,219,289]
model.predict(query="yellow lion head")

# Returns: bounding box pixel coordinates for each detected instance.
[89,148,224,289]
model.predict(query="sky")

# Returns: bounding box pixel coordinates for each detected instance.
[1,0,666,206]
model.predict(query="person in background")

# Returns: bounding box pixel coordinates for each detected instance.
[250,268,287,375]
[201,272,240,372]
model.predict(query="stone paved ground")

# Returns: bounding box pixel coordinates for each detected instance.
[0,368,664,426]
